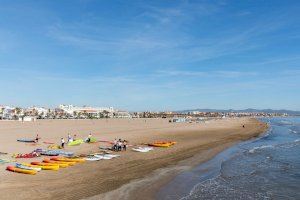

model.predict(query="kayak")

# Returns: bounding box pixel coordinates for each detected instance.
[51,157,85,163]
[45,150,74,157]
[93,155,111,160]
[26,163,59,170]
[85,137,97,143]
[31,161,60,167]
[43,159,75,166]
[17,139,35,143]
[85,156,101,161]
[154,141,177,145]
[13,152,40,158]
[48,144,62,149]
[132,147,153,152]
[40,160,68,168]
[41,151,59,156]
[93,154,119,159]
[6,166,37,175]
[16,163,41,172]
[68,139,84,146]
[148,143,172,147]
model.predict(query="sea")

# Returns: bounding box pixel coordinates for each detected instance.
[157,117,300,200]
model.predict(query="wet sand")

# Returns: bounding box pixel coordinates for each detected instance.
[0,118,268,200]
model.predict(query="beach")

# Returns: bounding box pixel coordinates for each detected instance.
[0,117,267,200]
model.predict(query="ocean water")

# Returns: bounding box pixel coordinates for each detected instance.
[157,117,300,200]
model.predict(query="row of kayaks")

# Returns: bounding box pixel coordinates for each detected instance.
[6,157,86,175]
[17,137,98,146]
[148,141,177,148]
[6,154,121,175]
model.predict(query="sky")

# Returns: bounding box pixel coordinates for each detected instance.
[0,0,299,111]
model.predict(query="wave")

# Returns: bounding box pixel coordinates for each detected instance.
[248,145,274,153]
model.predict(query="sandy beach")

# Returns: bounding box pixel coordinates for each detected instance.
[0,118,268,200]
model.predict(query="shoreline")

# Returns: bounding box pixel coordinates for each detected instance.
[0,117,268,200]
[89,118,268,200]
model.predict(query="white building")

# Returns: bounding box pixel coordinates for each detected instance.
[114,110,132,118]
[59,104,114,115]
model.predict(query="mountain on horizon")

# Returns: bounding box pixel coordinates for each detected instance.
[177,108,300,115]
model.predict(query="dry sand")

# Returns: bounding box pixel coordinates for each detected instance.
[0,118,268,200]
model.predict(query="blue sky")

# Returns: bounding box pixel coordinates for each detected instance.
[0,0,299,111]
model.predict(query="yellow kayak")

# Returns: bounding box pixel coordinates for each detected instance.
[43,159,75,166]
[42,160,68,168]
[51,157,85,163]
[7,166,37,175]
[23,163,59,171]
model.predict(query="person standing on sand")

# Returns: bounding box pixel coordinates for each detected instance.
[87,133,92,143]
[61,138,65,148]
[73,134,77,141]
[113,138,117,151]
[67,133,72,143]
[35,134,39,143]
[118,139,122,151]
[123,140,127,151]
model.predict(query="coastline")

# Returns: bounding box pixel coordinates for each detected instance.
[89,118,268,200]
[0,117,268,200]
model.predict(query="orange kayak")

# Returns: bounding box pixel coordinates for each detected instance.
[6,166,37,175]
[148,143,171,147]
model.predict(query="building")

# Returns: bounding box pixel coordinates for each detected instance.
[114,110,132,118]
[58,104,114,117]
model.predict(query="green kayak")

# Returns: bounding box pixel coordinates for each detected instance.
[85,137,97,143]
[68,139,84,146]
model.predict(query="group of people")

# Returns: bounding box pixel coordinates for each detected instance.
[112,138,127,151]
[60,134,77,148]
[60,133,93,148]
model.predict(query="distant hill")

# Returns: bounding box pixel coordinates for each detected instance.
[177,108,300,115]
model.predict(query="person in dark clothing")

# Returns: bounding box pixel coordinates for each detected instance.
[35,134,39,143]
[61,138,65,148]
